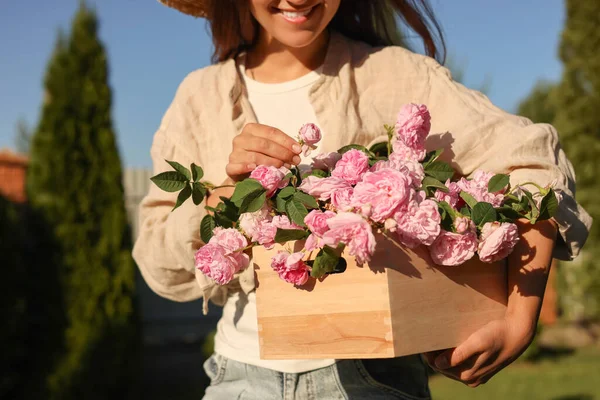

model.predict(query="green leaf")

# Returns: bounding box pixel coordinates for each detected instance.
[275,195,287,213]
[424,161,454,182]
[285,198,308,227]
[204,206,218,213]
[274,228,309,243]
[192,182,207,205]
[239,190,267,213]
[437,201,456,231]
[523,191,540,223]
[214,212,235,228]
[488,174,510,193]
[471,202,497,227]
[167,160,191,181]
[422,148,444,167]
[191,163,204,182]
[369,141,389,157]
[302,169,329,179]
[422,176,449,192]
[460,192,478,209]
[200,215,216,243]
[230,179,264,206]
[278,186,296,199]
[293,191,319,209]
[460,206,471,218]
[311,246,341,278]
[497,206,522,221]
[538,189,559,221]
[337,144,374,157]
[220,198,240,222]
[150,171,188,192]
[173,184,192,211]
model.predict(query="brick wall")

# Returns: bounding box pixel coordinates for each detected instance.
[0,149,28,203]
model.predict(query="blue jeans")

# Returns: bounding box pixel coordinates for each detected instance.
[203,353,431,400]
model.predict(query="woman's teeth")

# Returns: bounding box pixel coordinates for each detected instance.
[280,9,312,19]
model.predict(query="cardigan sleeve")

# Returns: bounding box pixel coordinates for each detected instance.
[132,77,228,311]
[418,57,592,260]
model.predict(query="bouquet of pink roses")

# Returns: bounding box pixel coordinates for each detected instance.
[151,104,559,287]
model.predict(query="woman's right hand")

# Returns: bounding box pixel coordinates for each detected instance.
[226,123,303,182]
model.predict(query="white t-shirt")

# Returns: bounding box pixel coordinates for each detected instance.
[212,62,335,373]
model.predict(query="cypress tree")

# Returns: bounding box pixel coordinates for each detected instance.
[551,0,600,321]
[518,1,600,320]
[26,3,139,398]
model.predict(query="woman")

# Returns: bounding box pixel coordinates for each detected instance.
[134,1,591,398]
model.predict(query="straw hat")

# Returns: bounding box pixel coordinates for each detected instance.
[159,0,209,18]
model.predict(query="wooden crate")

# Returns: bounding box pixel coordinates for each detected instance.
[253,235,507,360]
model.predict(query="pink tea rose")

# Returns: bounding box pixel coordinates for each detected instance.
[330,186,354,211]
[351,168,411,223]
[238,205,271,238]
[298,176,351,201]
[251,215,302,250]
[429,229,478,266]
[298,123,322,156]
[322,212,376,265]
[453,216,475,234]
[210,227,248,253]
[373,155,424,188]
[272,215,303,230]
[331,149,369,185]
[304,234,321,252]
[456,170,505,207]
[304,210,336,236]
[195,243,238,285]
[251,220,278,249]
[394,159,425,188]
[435,179,463,209]
[395,103,431,150]
[391,139,426,162]
[210,227,250,269]
[394,199,441,248]
[369,160,391,172]
[250,165,287,197]
[311,152,342,171]
[478,222,520,263]
[271,252,310,286]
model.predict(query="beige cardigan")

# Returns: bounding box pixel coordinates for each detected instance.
[132,32,592,312]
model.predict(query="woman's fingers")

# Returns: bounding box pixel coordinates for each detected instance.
[225,163,254,178]
[234,134,300,165]
[243,123,302,155]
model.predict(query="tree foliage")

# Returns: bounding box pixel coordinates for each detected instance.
[25,2,139,398]
[518,0,600,320]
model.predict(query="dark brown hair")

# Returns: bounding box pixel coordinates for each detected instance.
[206,0,446,64]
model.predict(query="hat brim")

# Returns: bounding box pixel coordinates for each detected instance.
[159,0,209,18]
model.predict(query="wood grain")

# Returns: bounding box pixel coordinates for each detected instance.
[253,235,508,360]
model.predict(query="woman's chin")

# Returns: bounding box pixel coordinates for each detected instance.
[273,32,326,50]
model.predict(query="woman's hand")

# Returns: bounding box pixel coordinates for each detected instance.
[424,315,534,387]
[226,123,303,182]
[426,219,557,387]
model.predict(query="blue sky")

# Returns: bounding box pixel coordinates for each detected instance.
[0,0,565,168]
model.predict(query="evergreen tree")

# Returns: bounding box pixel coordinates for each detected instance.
[551,0,600,321]
[26,3,139,398]
[519,1,600,320]
[517,81,557,125]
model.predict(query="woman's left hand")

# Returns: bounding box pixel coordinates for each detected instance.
[424,315,534,387]
[425,218,556,387]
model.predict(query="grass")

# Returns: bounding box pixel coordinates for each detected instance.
[429,346,600,400]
